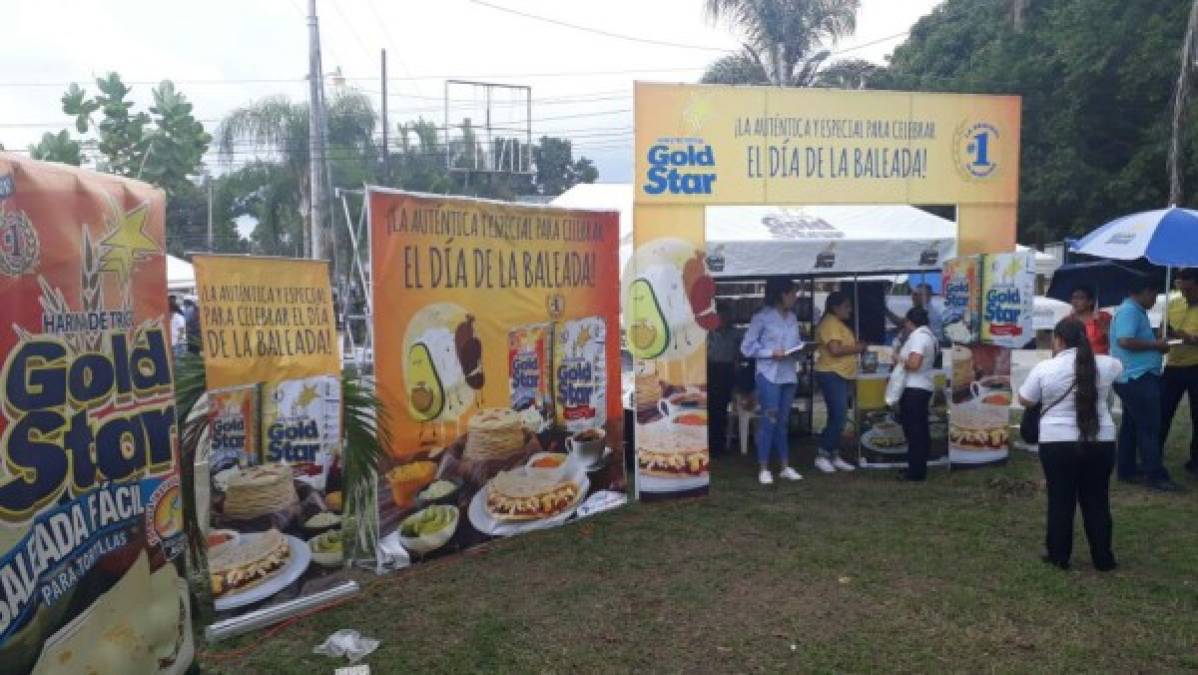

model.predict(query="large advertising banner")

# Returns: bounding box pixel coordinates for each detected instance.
[627,205,714,499]
[191,256,344,618]
[369,189,625,562]
[633,83,1022,208]
[0,155,193,673]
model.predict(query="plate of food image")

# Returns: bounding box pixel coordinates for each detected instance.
[635,420,710,492]
[468,465,590,537]
[211,529,310,611]
[860,420,908,455]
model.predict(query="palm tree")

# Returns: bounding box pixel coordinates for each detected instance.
[814,58,881,89]
[704,0,860,87]
[217,90,376,256]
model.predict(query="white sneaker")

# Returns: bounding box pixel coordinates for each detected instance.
[778,466,803,481]
[758,469,774,485]
[832,457,857,472]
[814,456,836,474]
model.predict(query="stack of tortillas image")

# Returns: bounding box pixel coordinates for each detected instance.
[222,465,298,520]
[463,408,526,461]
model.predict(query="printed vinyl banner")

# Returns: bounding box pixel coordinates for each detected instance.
[192,256,340,389]
[369,188,625,561]
[0,155,193,673]
[628,205,715,500]
[634,82,1021,206]
[192,256,345,619]
[981,251,1035,348]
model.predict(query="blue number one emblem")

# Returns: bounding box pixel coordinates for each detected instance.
[971,131,991,167]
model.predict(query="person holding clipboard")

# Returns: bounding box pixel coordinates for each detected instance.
[741,278,811,485]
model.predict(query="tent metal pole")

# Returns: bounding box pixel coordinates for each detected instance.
[1163,266,1172,339]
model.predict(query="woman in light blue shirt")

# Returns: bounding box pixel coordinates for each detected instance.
[741,278,805,485]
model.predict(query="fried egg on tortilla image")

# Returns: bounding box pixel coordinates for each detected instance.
[402,303,475,427]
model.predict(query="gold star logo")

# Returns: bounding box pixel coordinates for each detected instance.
[99,202,159,282]
[296,384,320,408]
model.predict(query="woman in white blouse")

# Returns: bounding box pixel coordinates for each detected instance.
[1018,318,1123,571]
[897,307,938,482]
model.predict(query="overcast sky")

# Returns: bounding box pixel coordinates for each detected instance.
[2,0,942,184]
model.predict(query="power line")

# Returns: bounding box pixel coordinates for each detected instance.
[0,66,706,90]
[329,1,376,63]
[469,0,734,53]
[364,0,425,97]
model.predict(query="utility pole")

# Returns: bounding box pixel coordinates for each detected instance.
[307,0,328,261]
[206,177,214,251]
[381,49,389,182]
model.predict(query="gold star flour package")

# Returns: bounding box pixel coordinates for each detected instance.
[0,154,193,673]
[507,323,555,428]
[191,256,345,621]
[369,189,624,566]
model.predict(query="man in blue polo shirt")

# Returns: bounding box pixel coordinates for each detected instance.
[1111,277,1180,492]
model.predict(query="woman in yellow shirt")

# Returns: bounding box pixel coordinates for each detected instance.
[814,292,868,473]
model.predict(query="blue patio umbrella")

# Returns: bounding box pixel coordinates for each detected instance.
[1046,261,1155,309]
[1071,207,1198,267]
[1071,206,1198,336]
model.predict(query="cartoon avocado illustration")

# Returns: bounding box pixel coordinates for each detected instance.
[407,342,445,421]
[629,278,669,359]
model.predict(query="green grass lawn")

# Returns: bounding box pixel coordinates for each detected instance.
[203,411,1198,673]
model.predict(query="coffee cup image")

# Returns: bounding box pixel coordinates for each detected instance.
[567,428,606,467]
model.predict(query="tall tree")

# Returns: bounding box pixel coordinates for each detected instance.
[877,0,1198,243]
[532,137,596,196]
[704,0,860,86]
[218,91,376,255]
[28,130,83,165]
[30,73,226,252]
[701,50,771,86]
[814,58,881,89]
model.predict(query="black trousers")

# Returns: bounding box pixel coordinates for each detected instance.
[1039,441,1116,568]
[1161,365,1198,467]
[900,388,933,480]
[707,361,736,456]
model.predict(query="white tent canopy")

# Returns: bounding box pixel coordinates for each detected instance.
[1016,244,1061,276]
[167,255,195,292]
[549,183,634,275]
[705,204,956,277]
[552,183,1058,279]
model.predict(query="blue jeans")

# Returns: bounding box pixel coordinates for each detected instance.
[755,373,796,467]
[1114,373,1169,483]
[815,371,850,458]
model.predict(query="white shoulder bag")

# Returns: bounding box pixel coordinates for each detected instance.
[885,327,934,407]
[884,362,907,407]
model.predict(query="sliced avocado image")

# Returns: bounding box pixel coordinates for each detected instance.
[629,278,670,359]
[407,342,445,421]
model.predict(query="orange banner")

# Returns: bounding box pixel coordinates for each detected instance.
[192,255,339,389]
[0,154,192,673]
[369,188,625,550]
